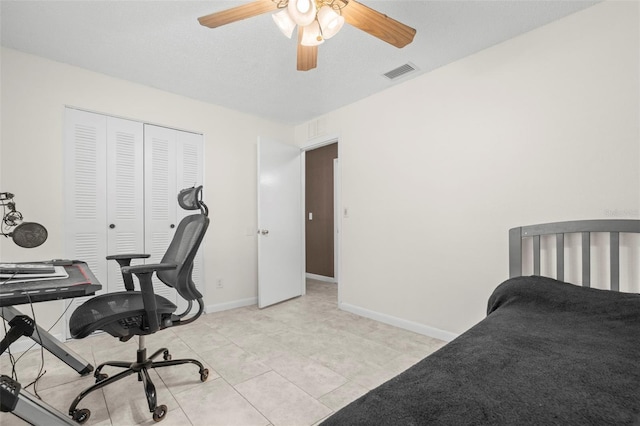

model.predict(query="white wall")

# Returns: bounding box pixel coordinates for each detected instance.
[296,1,640,337]
[1,47,292,336]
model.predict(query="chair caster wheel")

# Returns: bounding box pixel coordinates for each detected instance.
[200,368,209,382]
[95,372,108,383]
[163,350,172,361]
[71,408,91,424]
[153,404,168,422]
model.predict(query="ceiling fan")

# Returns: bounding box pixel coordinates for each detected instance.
[198,0,416,71]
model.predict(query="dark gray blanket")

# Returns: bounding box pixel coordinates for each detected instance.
[322,276,640,425]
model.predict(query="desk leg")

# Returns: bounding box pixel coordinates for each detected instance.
[6,382,76,425]
[1,306,93,375]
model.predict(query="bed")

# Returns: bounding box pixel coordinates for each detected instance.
[322,219,640,425]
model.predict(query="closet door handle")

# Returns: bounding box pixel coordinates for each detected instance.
[109,224,116,229]
[170,224,175,229]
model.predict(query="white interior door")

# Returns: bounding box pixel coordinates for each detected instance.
[257,137,303,308]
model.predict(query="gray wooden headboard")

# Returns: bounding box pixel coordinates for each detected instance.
[509,219,640,291]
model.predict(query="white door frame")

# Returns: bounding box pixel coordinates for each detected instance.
[300,133,341,303]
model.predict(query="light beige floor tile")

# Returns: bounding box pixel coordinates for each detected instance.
[266,352,347,399]
[363,325,446,356]
[349,361,404,390]
[39,373,111,425]
[229,333,291,363]
[243,312,291,334]
[263,306,330,327]
[268,328,346,358]
[309,344,395,389]
[136,406,192,426]
[90,338,139,366]
[155,358,217,396]
[1,279,446,426]
[57,335,97,361]
[204,314,267,339]
[318,380,369,412]
[180,331,231,354]
[173,377,269,426]
[235,371,332,426]
[101,368,179,425]
[321,310,393,336]
[1,348,89,392]
[152,340,217,394]
[198,343,271,385]
[0,409,32,425]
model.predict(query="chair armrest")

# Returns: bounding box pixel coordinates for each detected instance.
[121,263,177,275]
[122,263,178,333]
[106,253,151,261]
[106,254,151,291]
[120,263,177,333]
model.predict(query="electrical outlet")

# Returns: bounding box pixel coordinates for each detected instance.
[216,278,223,288]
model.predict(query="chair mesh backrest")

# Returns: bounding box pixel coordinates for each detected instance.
[157,213,209,301]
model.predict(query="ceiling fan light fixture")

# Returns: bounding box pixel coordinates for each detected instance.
[317,5,344,40]
[272,9,296,38]
[288,0,317,27]
[300,21,324,46]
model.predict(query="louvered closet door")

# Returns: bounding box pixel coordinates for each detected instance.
[144,125,179,304]
[64,109,108,285]
[64,109,144,339]
[144,125,205,309]
[176,130,205,311]
[106,117,145,292]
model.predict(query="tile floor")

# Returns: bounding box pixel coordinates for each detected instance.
[1,280,446,425]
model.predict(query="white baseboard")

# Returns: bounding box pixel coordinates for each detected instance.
[306,273,337,283]
[339,302,459,342]
[205,297,257,313]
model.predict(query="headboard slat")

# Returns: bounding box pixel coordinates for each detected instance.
[610,232,620,291]
[533,235,541,276]
[556,233,564,282]
[581,232,591,287]
[509,227,523,278]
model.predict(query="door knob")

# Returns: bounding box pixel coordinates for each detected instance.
[259,229,269,235]
[109,224,116,229]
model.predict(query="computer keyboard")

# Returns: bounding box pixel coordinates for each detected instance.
[0,263,55,275]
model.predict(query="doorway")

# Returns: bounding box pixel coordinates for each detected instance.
[304,141,339,285]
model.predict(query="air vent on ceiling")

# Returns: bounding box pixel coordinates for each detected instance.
[383,62,418,81]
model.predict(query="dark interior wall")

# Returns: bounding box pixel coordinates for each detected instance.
[305,143,338,277]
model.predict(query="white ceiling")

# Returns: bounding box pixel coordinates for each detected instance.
[1,0,599,125]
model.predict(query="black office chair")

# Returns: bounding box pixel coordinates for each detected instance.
[67,186,210,424]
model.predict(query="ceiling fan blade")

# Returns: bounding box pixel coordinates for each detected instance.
[198,0,278,29]
[297,28,318,71]
[341,0,416,48]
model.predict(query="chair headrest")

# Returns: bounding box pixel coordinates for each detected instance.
[177,186,206,213]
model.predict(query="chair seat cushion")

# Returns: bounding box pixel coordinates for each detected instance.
[69,291,177,339]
